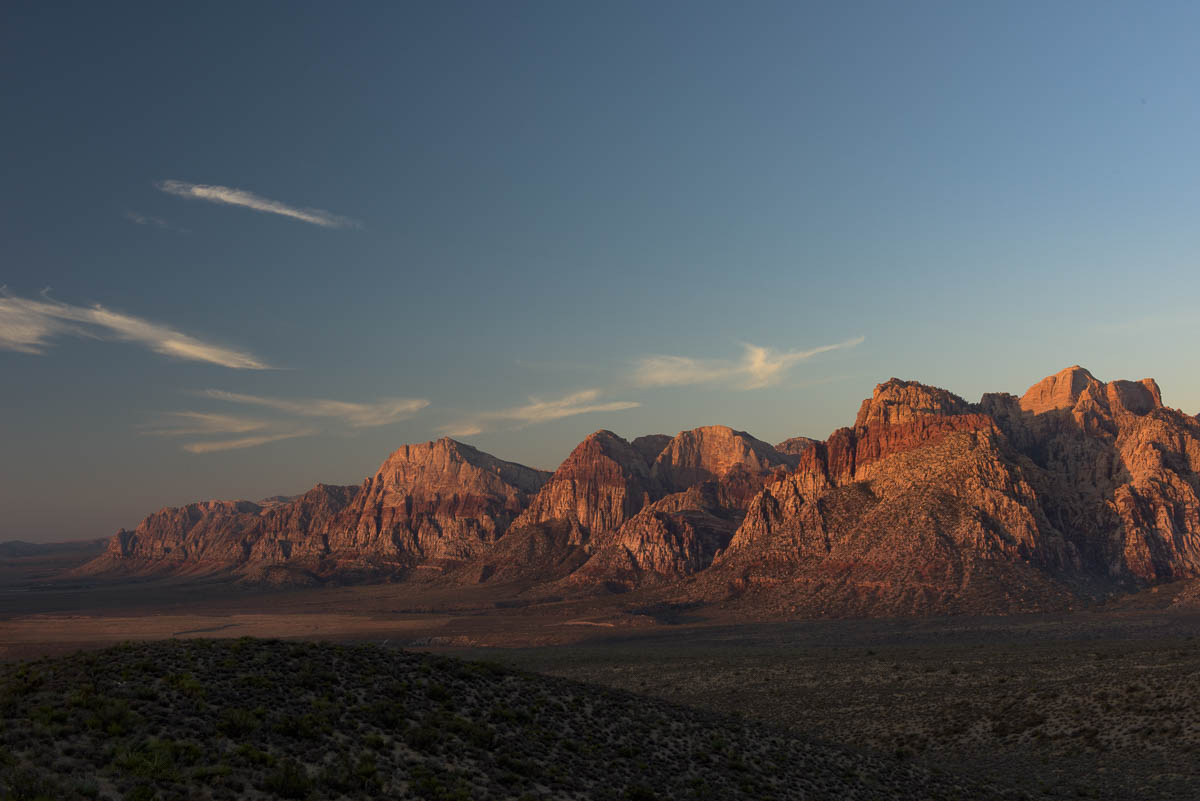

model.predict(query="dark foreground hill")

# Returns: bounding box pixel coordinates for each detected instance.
[0,639,1040,801]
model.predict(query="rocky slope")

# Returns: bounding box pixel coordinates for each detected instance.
[700,367,1200,615]
[81,366,1200,617]
[510,430,658,540]
[84,439,549,581]
[566,426,798,588]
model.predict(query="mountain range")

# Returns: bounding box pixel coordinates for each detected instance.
[80,366,1200,616]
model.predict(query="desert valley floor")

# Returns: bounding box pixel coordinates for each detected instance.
[2,547,1198,800]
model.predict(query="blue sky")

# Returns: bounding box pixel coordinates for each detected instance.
[5,1,1200,541]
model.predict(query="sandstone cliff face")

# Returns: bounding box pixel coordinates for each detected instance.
[99,500,272,573]
[564,427,796,588]
[84,366,1200,618]
[714,424,1077,616]
[709,366,1200,615]
[650,425,794,492]
[776,437,818,456]
[86,439,548,577]
[570,482,742,588]
[329,438,550,566]
[853,378,972,428]
[630,434,672,467]
[983,366,1199,584]
[511,430,658,540]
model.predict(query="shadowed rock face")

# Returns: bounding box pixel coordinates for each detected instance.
[84,366,1200,617]
[630,434,672,466]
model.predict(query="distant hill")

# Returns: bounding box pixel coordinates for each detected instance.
[78,366,1200,617]
[0,538,107,559]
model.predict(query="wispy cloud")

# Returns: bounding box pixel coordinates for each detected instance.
[203,390,429,427]
[142,411,314,454]
[634,336,865,390]
[123,211,186,232]
[147,390,427,454]
[141,412,269,437]
[441,389,639,436]
[0,289,270,369]
[183,429,317,454]
[157,180,360,229]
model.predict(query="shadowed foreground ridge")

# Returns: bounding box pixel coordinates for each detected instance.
[81,366,1200,616]
[0,639,1036,801]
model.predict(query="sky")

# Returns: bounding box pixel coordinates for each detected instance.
[5,1,1200,542]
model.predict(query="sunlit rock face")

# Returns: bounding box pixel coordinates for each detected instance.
[324,438,550,566]
[511,430,659,541]
[83,366,1200,617]
[85,438,549,578]
[650,425,795,492]
[776,436,819,457]
[706,367,1200,616]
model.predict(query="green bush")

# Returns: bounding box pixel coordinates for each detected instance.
[263,759,312,799]
[216,707,260,738]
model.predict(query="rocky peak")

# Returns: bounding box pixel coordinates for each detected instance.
[1105,379,1162,416]
[776,436,818,456]
[631,434,672,466]
[373,437,550,495]
[651,426,792,493]
[1019,366,1104,415]
[511,430,659,537]
[854,379,972,429]
[1018,367,1164,422]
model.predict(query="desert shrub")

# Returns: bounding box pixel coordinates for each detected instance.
[123,785,156,801]
[164,672,204,698]
[318,751,381,793]
[263,759,312,799]
[216,707,260,738]
[84,696,136,735]
[73,779,101,798]
[272,712,329,740]
[0,765,63,801]
[445,715,494,749]
[404,723,442,750]
[408,764,473,801]
[111,739,201,782]
[364,695,408,729]
[232,744,274,767]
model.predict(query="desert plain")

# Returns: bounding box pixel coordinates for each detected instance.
[2,545,1198,800]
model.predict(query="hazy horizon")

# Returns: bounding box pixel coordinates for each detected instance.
[6,2,1200,541]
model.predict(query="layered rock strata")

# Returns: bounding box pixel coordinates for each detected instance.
[83,366,1200,618]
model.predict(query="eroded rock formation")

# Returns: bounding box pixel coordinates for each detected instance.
[83,366,1200,617]
[86,439,548,579]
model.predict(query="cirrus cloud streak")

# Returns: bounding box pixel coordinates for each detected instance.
[157,180,360,229]
[0,290,269,369]
[203,390,429,428]
[634,336,865,390]
[441,389,640,437]
[183,429,317,454]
